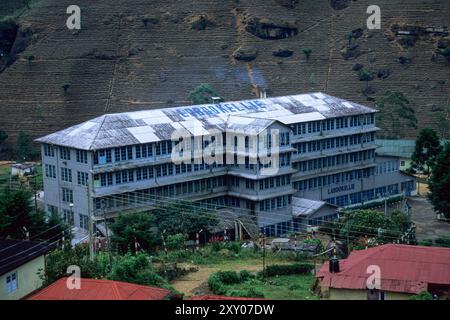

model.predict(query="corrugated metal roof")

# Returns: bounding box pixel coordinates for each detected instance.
[375,139,416,158]
[27,277,171,300]
[317,244,450,294]
[36,92,377,150]
[292,197,333,217]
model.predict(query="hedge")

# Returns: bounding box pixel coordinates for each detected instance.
[260,263,314,277]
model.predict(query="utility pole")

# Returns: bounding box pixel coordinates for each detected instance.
[101,199,112,266]
[262,227,266,276]
[346,212,351,255]
[86,185,94,261]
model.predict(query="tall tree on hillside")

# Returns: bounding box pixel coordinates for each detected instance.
[411,128,442,174]
[15,130,36,161]
[428,143,450,219]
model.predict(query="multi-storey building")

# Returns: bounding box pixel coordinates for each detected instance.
[36,93,416,236]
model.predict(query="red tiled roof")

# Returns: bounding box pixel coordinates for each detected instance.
[187,295,266,300]
[27,278,172,300]
[317,244,450,294]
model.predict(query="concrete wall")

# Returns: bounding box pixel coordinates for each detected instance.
[0,255,45,300]
[326,288,412,300]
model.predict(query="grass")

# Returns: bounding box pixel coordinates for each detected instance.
[220,274,319,300]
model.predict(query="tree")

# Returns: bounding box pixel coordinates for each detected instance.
[27,54,35,66]
[62,83,71,94]
[110,212,161,254]
[0,188,68,241]
[358,69,374,90]
[153,201,219,237]
[345,31,353,47]
[439,46,450,63]
[16,130,37,161]
[188,84,222,104]
[320,209,412,249]
[428,143,450,219]
[411,128,442,174]
[302,48,312,60]
[0,129,7,145]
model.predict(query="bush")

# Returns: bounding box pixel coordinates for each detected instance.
[434,236,450,248]
[261,263,314,277]
[239,270,254,281]
[215,271,242,285]
[208,274,226,295]
[226,288,264,298]
[166,233,186,250]
[410,291,433,300]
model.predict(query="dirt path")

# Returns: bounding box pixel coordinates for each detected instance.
[171,260,277,297]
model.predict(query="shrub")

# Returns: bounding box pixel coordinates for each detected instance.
[261,263,314,277]
[410,291,433,300]
[215,271,241,285]
[239,270,254,281]
[434,236,450,248]
[226,288,265,298]
[166,233,186,250]
[208,274,226,295]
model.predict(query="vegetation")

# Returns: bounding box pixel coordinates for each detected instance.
[0,188,67,241]
[428,143,450,218]
[319,209,413,251]
[302,48,312,60]
[419,236,450,248]
[358,69,374,90]
[208,270,318,299]
[15,130,38,161]
[188,84,222,104]
[260,263,314,277]
[110,212,160,254]
[110,202,218,254]
[411,128,442,174]
[62,83,70,94]
[0,129,8,146]
[376,91,418,137]
[409,291,433,300]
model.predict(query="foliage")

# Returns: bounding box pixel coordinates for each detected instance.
[0,129,7,146]
[211,241,241,254]
[152,201,219,237]
[166,233,186,250]
[110,212,161,254]
[302,48,312,60]
[410,291,433,300]
[188,84,222,104]
[15,130,37,161]
[358,69,374,88]
[319,209,412,245]
[226,288,265,298]
[439,46,450,63]
[411,128,442,173]
[376,91,418,136]
[428,143,450,218]
[108,252,170,289]
[0,188,67,241]
[260,263,314,277]
[42,245,110,285]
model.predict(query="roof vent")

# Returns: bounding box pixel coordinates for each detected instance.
[211,97,222,104]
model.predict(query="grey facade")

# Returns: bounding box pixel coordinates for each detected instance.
[37,92,416,236]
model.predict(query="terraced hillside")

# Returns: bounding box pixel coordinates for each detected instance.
[0,0,449,153]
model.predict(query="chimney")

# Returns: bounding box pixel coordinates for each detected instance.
[211,97,222,104]
[256,86,267,99]
[329,248,340,273]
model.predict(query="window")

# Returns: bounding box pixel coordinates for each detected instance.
[45,164,56,179]
[76,150,88,164]
[60,147,71,160]
[79,214,89,230]
[5,272,18,294]
[62,188,73,203]
[77,171,88,186]
[44,144,55,157]
[61,168,72,182]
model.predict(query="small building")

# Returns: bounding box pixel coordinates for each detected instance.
[375,139,415,171]
[0,239,55,300]
[27,277,173,300]
[317,244,450,300]
[10,162,35,177]
[292,197,338,230]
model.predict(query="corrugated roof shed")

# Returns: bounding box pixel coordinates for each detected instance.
[36,92,377,150]
[292,197,337,217]
[317,244,450,294]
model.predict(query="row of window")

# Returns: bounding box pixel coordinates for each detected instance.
[293,149,376,172]
[43,144,89,165]
[94,176,228,210]
[293,132,375,154]
[259,195,292,212]
[290,114,375,135]
[294,168,374,191]
[324,183,400,207]
[375,160,399,175]
[257,174,291,190]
